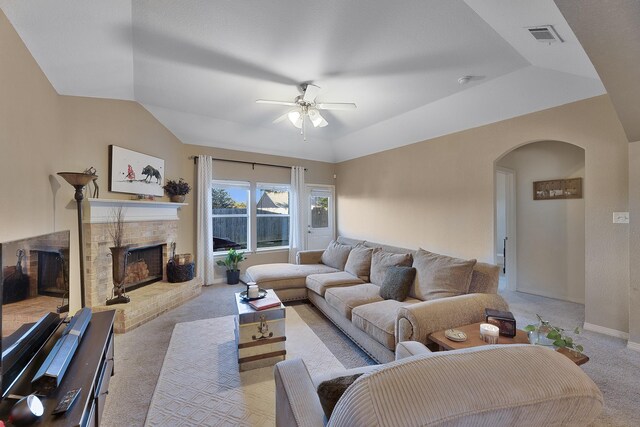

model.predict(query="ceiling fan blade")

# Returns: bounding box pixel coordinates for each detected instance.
[316,102,357,110]
[302,84,321,103]
[256,99,297,106]
[273,110,292,124]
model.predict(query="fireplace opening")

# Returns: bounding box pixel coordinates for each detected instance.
[125,245,163,292]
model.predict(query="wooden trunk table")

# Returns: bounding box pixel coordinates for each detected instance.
[234,289,286,371]
[428,322,589,366]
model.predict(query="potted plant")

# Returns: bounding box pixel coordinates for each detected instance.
[163,178,191,203]
[216,249,246,285]
[525,314,584,354]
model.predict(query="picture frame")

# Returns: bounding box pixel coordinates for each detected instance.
[533,178,582,200]
[109,145,165,197]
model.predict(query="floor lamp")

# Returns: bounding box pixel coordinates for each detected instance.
[57,172,97,308]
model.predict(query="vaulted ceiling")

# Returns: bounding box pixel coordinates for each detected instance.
[0,0,606,162]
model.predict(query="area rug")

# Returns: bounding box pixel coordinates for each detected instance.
[144,307,345,426]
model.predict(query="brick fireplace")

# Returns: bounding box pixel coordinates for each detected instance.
[83,199,202,332]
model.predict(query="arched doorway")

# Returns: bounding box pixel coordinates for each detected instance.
[494,140,586,303]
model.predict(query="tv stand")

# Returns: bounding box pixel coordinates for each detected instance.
[1,310,115,426]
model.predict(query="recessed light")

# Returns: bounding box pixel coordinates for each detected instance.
[458,76,472,85]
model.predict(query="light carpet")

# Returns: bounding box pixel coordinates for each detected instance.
[144,307,344,426]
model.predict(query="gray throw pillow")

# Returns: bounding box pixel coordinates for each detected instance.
[321,240,353,270]
[379,266,416,301]
[317,373,363,419]
[344,244,374,280]
[410,248,477,300]
[369,249,413,286]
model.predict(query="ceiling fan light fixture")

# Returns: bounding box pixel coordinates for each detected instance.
[288,110,302,128]
[308,108,328,128]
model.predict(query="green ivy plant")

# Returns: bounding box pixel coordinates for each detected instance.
[216,249,246,272]
[525,314,584,354]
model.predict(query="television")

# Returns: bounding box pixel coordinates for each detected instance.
[0,231,70,398]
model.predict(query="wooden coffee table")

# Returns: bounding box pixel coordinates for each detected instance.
[429,322,589,366]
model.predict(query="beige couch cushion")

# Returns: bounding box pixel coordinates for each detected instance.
[321,240,353,270]
[369,250,413,286]
[344,244,374,281]
[246,263,339,290]
[351,299,420,350]
[468,262,500,294]
[306,271,364,297]
[410,249,477,300]
[325,284,383,319]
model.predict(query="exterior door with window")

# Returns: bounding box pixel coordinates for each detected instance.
[307,185,335,250]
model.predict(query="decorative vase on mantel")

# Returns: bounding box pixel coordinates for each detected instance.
[107,246,131,305]
[170,194,185,203]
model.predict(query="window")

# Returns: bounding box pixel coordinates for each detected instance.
[212,181,250,252]
[256,184,290,250]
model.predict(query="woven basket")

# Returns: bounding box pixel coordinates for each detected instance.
[167,262,195,283]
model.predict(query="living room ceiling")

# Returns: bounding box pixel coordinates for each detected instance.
[0,0,605,162]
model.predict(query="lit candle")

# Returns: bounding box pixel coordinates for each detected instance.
[480,323,499,344]
[248,285,259,299]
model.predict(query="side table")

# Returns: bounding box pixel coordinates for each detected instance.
[428,322,589,366]
[234,289,286,371]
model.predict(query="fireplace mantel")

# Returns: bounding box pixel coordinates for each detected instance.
[83,198,187,223]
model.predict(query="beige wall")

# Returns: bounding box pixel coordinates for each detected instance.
[629,141,640,344]
[498,141,585,303]
[336,95,630,334]
[178,145,335,278]
[0,10,183,311]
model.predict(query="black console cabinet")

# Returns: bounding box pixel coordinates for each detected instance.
[1,310,115,426]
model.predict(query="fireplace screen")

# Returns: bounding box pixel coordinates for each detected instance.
[124,245,163,292]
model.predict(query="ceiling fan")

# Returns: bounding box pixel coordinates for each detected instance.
[256,84,356,141]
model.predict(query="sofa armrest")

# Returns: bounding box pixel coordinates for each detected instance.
[274,358,325,427]
[396,293,509,344]
[296,250,325,265]
[395,341,431,360]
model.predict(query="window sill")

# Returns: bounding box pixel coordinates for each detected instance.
[255,247,289,254]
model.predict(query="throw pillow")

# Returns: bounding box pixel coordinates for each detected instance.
[369,249,413,286]
[410,248,477,300]
[344,244,374,280]
[379,266,416,301]
[317,373,363,419]
[321,240,353,270]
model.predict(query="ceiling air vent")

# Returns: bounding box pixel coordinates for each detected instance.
[527,25,563,43]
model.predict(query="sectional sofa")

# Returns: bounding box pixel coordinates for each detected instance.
[246,237,508,363]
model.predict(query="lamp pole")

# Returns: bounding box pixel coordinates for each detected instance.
[57,172,97,308]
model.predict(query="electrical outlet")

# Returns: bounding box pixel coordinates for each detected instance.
[613,212,629,224]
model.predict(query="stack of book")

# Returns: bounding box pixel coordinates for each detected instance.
[249,297,281,311]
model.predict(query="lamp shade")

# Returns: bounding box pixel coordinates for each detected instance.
[57,172,97,187]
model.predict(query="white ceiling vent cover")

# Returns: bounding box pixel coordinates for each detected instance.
[527,25,563,43]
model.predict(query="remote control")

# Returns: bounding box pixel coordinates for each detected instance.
[52,388,81,415]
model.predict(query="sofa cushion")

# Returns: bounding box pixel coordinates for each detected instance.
[370,250,413,286]
[325,284,383,320]
[410,249,477,300]
[468,262,500,294]
[306,271,365,297]
[321,240,353,270]
[344,244,374,281]
[317,373,364,419]
[352,299,421,350]
[379,266,416,302]
[245,263,339,290]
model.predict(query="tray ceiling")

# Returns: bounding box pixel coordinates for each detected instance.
[0,0,605,162]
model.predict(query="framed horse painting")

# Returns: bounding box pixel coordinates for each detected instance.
[109,145,165,197]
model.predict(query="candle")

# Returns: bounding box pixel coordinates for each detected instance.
[248,285,259,299]
[480,323,499,344]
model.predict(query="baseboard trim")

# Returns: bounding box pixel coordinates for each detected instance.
[583,322,629,339]
[627,341,640,352]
